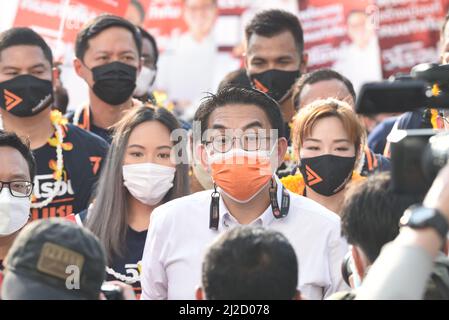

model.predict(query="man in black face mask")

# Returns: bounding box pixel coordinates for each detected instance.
[0,28,108,220]
[245,9,308,130]
[68,15,143,143]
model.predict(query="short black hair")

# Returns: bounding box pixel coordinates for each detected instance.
[202,226,298,300]
[194,87,286,139]
[341,173,423,263]
[139,27,159,65]
[292,69,356,109]
[245,9,304,54]
[0,27,53,67]
[216,68,252,92]
[75,14,142,61]
[0,130,36,181]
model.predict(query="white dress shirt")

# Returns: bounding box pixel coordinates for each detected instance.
[140,177,349,300]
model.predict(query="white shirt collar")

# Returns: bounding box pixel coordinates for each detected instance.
[218,175,285,230]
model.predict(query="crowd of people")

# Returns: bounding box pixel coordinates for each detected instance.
[0,1,449,301]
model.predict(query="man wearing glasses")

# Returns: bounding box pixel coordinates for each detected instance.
[0,131,36,271]
[141,87,349,300]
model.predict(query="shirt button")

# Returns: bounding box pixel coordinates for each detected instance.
[223,220,229,228]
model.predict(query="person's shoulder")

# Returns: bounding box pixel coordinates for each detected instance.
[65,123,109,148]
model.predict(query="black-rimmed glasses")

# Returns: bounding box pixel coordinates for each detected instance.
[0,181,33,198]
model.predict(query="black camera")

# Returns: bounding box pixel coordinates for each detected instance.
[356,63,449,195]
[101,283,124,300]
[356,63,449,115]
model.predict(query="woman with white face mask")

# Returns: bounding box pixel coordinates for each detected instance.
[73,105,189,298]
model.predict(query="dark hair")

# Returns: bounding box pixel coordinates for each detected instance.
[0,27,53,66]
[0,130,36,181]
[194,87,286,139]
[86,105,189,263]
[75,14,142,61]
[245,9,304,54]
[139,27,159,65]
[130,0,145,23]
[341,173,423,263]
[291,69,356,109]
[202,226,298,300]
[217,69,252,92]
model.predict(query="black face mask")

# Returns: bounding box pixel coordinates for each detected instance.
[0,74,53,117]
[298,154,356,197]
[249,69,301,102]
[91,61,137,105]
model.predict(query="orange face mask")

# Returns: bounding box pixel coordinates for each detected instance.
[209,149,274,203]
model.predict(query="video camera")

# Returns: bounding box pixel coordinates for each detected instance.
[356,63,449,195]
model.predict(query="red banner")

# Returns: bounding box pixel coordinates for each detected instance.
[377,0,447,78]
[13,0,131,61]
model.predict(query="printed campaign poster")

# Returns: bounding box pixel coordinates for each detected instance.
[300,0,447,94]
[13,0,130,60]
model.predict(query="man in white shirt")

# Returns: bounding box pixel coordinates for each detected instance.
[140,86,348,300]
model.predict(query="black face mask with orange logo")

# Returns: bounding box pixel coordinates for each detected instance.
[298,154,356,197]
[249,69,301,102]
[0,74,53,117]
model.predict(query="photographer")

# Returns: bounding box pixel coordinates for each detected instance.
[331,173,449,299]
[354,164,449,300]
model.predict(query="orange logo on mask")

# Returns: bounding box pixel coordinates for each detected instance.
[305,165,323,186]
[4,89,23,111]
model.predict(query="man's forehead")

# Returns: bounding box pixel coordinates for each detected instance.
[0,45,49,67]
[247,31,298,56]
[208,104,271,129]
[86,27,138,52]
[0,147,29,178]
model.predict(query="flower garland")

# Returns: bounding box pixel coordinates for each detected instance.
[31,110,72,209]
[105,265,140,284]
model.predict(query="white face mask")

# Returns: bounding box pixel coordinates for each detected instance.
[0,188,30,236]
[123,163,176,206]
[134,66,156,97]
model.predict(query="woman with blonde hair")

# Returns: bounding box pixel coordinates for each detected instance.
[281,98,365,215]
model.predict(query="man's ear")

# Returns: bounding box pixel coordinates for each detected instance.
[352,245,366,280]
[73,58,84,78]
[197,143,210,173]
[300,52,308,74]
[195,287,204,300]
[276,137,288,169]
[51,66,60,88]
[138,56,143,74]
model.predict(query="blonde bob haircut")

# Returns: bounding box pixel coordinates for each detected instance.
[292,98,366,171]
